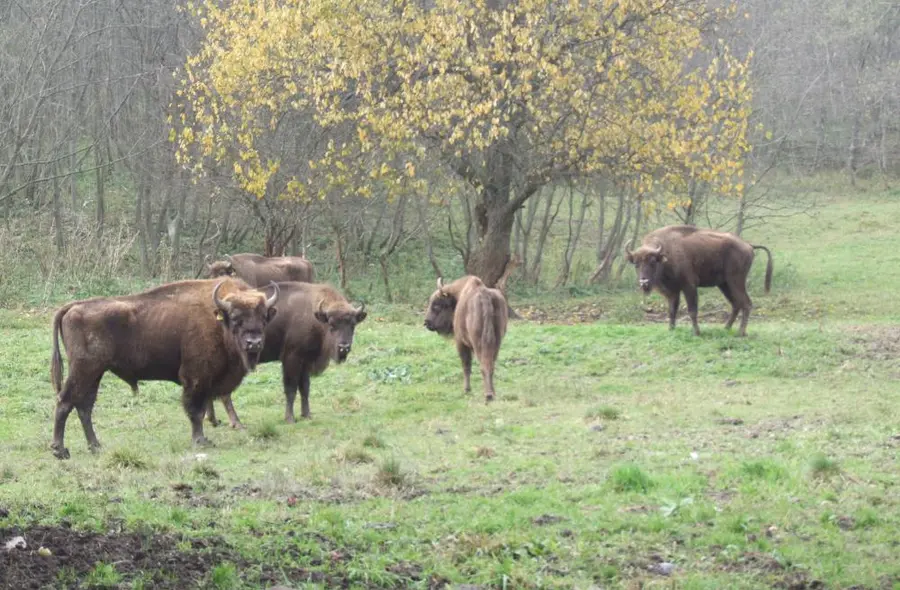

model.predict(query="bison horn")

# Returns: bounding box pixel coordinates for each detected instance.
[651,244,663,256]
[212,280,232,313]
[204,254,213,265]
[265,281,279,309]
[436,276,444,291]
[623,238,634,257]
[355,301,366,315]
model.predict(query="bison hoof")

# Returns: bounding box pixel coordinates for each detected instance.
[300,413,312,420]
[484,394,495,403]
[285,416,296,424]
[230,422,245,430]
[193,437,214,448]
[52,446,70,460]
[88,444,102,454]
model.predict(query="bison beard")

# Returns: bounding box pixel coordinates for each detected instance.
[424,276,508,401]
[49,279,278,459]
[625,225,774,336]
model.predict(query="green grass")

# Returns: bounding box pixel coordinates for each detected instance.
[1,186,900,588]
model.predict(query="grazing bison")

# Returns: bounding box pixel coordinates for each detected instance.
[205,253,314,286]
[206,282,367,427]
[49,278,278,459]
[625,225,773,336]
[424,275,508,401]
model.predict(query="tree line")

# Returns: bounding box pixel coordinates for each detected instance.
[0,0,897,305]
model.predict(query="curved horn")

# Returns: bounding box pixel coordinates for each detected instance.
[265,281,279,309]
[204,254,213,265]
[355,301,366,314]
[437,277,444,291]
[212,281,232,312]
[623,238,634,257]
[224,254,233,264]
[651,244,663,256]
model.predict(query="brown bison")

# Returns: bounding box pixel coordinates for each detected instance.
[50,278,278,459]
[424,275,508,401]
[625,225,773,336]
[206,282,367,427]
[205,253,315,286]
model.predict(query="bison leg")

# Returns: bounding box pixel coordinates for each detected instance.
[667,291,681,330]
[298,371,312,420]
[74,383,102,453]
[183,390,213,447]
[218,393,245,429]
[457,343,473,394]
[479,352,497,403]
[283,373,298,423]
[205,398,221,427]
[719,284,740,330]
[51,380,77,459]
[683,286,701,336]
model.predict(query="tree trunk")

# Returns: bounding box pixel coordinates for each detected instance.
[465,205,516,287]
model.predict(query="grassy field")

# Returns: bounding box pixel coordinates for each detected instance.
[2,186,900,589]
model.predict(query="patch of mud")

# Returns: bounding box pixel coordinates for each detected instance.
[717,551,824,589]
[0,525,352,589]
[844,325,900,364]
[517,302,605,324]
[0,524,445,589]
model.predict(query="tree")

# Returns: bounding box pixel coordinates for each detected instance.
[175,0,752,286]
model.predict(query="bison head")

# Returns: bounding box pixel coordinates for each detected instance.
[424,277,456,336]
[625,241,667,293]
[314,300,367,363]
[213,280,278,372]
[206,255,236,278]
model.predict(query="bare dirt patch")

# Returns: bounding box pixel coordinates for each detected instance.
[844,325,900,364]
[518,301,605,324]
[0,524,435,589]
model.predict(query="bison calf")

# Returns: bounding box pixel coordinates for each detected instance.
[206,253,314,286]
[206,282,367,427]
[424,276,508,401]
[625,225,773,336]
[50,278,278,459]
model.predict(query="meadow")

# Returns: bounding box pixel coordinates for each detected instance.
[1,185,900,589]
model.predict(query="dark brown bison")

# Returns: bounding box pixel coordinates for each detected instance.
[49,278,278,459]
[205,253,315,286]
[625,225,773,336]
[206,281,367,428]
[424,275,508,401]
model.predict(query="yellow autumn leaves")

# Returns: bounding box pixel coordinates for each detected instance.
[172,0,753,206]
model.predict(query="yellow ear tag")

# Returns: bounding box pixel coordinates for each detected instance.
[215,311,225,321]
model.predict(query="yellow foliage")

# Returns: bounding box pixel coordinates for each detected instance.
[172,0,753,203]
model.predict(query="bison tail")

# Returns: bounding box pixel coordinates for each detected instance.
[50,305,71,395]
[752,245,773,294]
[478,293,498,358]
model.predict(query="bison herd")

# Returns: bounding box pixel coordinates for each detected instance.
[48,225,772,458]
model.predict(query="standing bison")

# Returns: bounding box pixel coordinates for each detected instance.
[424,275,508,401]
[625,225,773,336]
[49,278,278,459]
[205,253,315,286]
[206,282,367,427]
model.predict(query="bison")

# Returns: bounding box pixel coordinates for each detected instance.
[206,281,367,428]
[424,275,508,401]
[205,253,315,286]
[49,278,278,459]
[625,225,773,336]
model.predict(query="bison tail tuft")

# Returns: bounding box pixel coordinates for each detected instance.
[50,304,71,395]
[752,245,773,294]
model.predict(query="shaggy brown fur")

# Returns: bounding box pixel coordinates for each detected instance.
[207,282,367,427]
[424,275,508,401]
[49,278,278,459]
[625,225,773,336]
[205,253,315,286]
